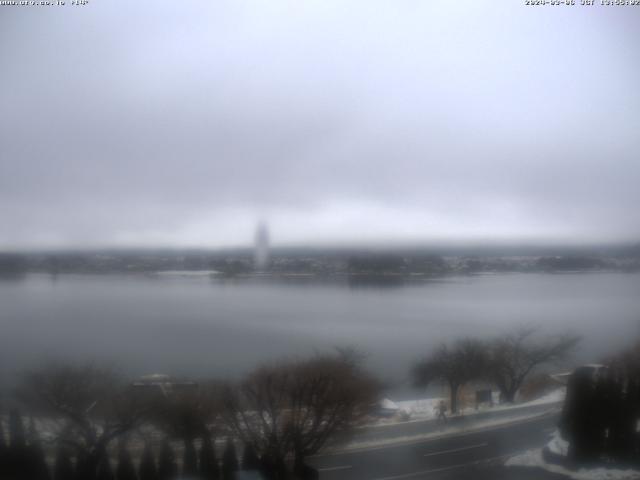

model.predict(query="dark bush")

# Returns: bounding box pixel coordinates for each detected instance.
[241,443,260,471]
[294,463,319,480]
[53,448,74,480]
[561,362,640,464]
[97,455,115,480]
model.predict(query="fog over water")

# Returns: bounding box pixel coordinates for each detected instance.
[1,272,638,397]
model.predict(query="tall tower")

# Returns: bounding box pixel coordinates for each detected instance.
[254,222,270,271]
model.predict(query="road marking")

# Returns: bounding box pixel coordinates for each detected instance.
[312,410,559,458]
[423,442,488,457]
[318,465,352,472]
[371,453,511,480]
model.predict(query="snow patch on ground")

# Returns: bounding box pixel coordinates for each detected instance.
[524,388,566,406]
[372,388,566,426]
[547,429,569,457]
[507,434,640,480]
[394,397,439,419]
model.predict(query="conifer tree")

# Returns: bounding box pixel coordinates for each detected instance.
[0,417,7,478]
[221,438,238,480]
[76,451,94,480]
[8,409,29,479]
[157,440,177,480]
[183,438,198,477]
[28,417,50,480]
[9,409,26,448]
[199,434,218,479]
[96,454,115,480]
[138,443,157,480]
[116,444,137,480]
[53,448,74,480]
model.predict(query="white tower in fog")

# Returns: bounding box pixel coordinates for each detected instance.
[254,222,270,271]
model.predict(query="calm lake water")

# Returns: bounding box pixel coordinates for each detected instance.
[1,272,639,397]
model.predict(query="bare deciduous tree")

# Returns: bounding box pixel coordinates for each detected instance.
[18,364,148,480]
[413,338,487,414]
[221,350,380,477]
[487,327,580,403]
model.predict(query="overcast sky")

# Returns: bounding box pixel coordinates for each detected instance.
[1,0,639,249]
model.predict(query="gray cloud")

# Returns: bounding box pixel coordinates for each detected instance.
[1,0,639,248]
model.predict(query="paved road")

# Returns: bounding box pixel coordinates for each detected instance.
[344,402,560,446]
[309,411,565,480]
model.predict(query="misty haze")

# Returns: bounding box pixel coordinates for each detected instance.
[1,1,640,480]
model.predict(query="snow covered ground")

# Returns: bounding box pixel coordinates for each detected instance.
[547,429,569,457]
[506,429,640,480]
[507,445,640,480]
[373,388,566,426]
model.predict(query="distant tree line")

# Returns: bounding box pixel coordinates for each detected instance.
[6,249,636,277]
[536,256,606,271]
[0,253,27,276]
